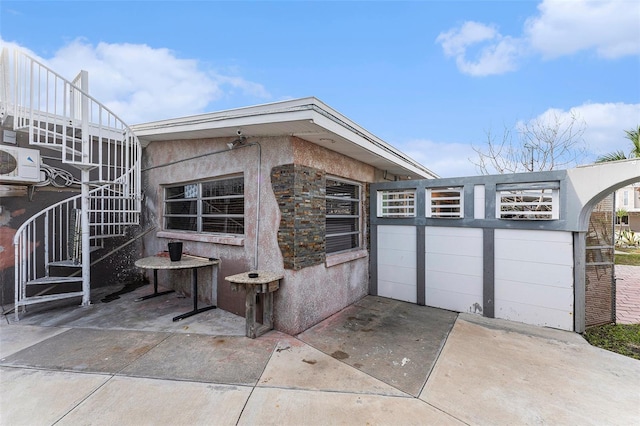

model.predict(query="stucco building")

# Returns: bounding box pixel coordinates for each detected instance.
[131,98,437,334]
[3,49,637,335]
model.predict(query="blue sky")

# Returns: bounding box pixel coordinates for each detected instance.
[2,0,639,177]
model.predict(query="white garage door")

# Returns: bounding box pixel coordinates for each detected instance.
[377,225,417,303]
[494,229,574,330]
[425,227,483,314]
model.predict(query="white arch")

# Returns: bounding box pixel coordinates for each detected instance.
[567,158,639,333]
[566,159,640,231]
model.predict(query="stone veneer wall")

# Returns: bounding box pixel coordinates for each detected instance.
[271,164,326,270]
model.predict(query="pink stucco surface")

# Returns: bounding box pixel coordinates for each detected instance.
[142,135,380,334]
[142,136,290,316]
[292,137,376,182]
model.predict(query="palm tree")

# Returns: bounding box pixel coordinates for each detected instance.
[627,126,640,157]
[596,126,640,162]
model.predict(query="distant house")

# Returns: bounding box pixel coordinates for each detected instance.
[614,183,640,231]
[131,98,437,335]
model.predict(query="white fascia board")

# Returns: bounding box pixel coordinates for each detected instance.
[132,97,319,134]
[309,112,437,179]
[134,109,316,139]
[131,97,437,178]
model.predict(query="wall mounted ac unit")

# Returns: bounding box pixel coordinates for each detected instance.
[0,146,41,184]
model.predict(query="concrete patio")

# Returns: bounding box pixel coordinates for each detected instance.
[616,264,640,324]
[1,283,639,425]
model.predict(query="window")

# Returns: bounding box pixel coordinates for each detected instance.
[496,182,559,220]
[378,189,416,217]
[326,178,361,254]
[164,176,244,234]
[427,187,463,218]
[623,190,629,206]
[616,209,629,225]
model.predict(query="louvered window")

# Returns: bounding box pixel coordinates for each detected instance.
[164,176,244,234]
[496,182,559,220]
[427,187,464,218]
[326,178,361,254]
[377,189,416,217]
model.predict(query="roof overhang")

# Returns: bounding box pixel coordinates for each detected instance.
[131,97,438,180]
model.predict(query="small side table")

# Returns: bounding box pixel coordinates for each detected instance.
[225,271,283,338]
[135,254,220,322]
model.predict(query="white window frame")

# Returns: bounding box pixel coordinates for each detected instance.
[426,187,464,218]
[326,177,362,254]
[163,175,245,235]
[377,189,416,217]
[496,182,559,220]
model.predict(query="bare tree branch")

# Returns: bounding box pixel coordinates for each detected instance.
[470,111,587,175]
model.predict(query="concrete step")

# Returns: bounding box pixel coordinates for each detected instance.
[25,276,83,286]
[48,260,82,268]
[17,291,84,306]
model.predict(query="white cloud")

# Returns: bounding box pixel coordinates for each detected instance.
[401,139,480,178]
[540,102,640,157]
[436,21,497,57]
[436,0,639,76]
[0,39,39,58]
[2,38,270,124]
[525,0,640,59]
[405,102,639,177]
[435,21,524,76]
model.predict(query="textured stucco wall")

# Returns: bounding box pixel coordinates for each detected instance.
[141,136,290,316]
[277,259,370,335]
[142,135,378,334]
[292,137,376,182]
[274,137,376,335]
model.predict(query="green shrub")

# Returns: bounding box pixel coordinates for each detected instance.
[616,230,640,247]
[583,324,640,360]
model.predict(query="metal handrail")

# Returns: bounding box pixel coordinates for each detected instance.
[4,49,141,200]
[2,47,142,318]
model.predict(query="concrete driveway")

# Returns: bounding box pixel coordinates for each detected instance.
[1,285,639,425]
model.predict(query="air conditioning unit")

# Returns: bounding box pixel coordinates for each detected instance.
[0,146,41,184]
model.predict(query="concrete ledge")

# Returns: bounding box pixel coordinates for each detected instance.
[325,249,368,267]
[157,230,244,246]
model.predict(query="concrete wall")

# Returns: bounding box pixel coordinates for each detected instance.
[142,135,377,334]
[370,165,639,332]
[141,136,290,316]
[277,138,374,334]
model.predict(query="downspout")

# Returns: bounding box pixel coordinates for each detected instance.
[250,142,262,271]
[228,141,262,270]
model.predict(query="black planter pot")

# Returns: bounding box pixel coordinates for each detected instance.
[168,242,183,261]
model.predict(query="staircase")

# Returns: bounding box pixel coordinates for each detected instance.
[0,48,141,320]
